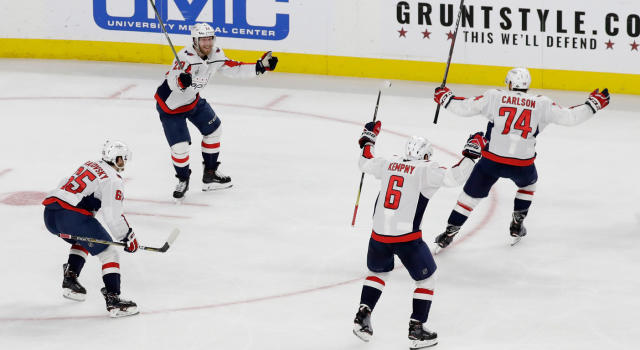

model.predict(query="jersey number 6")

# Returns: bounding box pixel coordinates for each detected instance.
[499,107,533,139]
[384,175,404,210]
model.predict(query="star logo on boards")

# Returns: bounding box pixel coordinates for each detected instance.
[631,41,639,51]
[605,40,614,49]
[398,27,407,38]
[421,28,431,39]
[446,31,455,40]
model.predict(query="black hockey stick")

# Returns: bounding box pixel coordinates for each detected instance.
[148,0,182,68]
[351,81,392,227]
[58,228,180,253]
[433,0,465,124]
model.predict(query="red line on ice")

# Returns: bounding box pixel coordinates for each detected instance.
[264,94,289,109]
[108,84,137,99]
[0,169,12,177]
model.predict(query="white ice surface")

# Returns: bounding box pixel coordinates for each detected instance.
[0,59,639,350]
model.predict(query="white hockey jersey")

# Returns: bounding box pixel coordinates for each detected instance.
[155,44,257,114]
[359,145,475,242]
[446,89,595,166]
[43,160,130,240]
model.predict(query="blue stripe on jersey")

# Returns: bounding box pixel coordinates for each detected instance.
[412,194,430,232]
[485,121,494,142]
[76,194,101,212]
[533,126,540,137]
[156,80,172,102]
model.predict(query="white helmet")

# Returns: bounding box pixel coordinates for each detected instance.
[505,67,531,90]
[102,140,131,172]
[191,23,216,51]
[405,136,434,161]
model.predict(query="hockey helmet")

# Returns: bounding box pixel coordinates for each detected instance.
[505,67,531,90]
[191,23,216,51]
[102,140,131,172]
[405,136,434,161]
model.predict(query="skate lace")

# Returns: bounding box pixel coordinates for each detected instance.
[175,180,187,192]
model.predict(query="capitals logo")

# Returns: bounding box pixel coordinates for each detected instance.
[93,0,290,40]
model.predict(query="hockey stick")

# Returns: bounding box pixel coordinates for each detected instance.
[148,0,182,68]
[58,228,180,253]
[351,81,392,227]
[433,0,465,124]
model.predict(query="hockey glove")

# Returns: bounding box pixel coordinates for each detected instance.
[462,132,487,159]
[256,51,278,74]
[585,88,610,113]
[122,229,139,253]
[358,121,382,149]
[177,72,192,90]
[435,225,460,249]
[434,86,454,107]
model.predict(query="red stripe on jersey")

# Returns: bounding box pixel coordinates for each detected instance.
[414,288,434,295]
[171,155,189,164]
[223,60,252,67]
[155,93,200,114]
[71,244,89,255]
[365,276,386,286]
[474,95,484,101]
[42,197,93,216]
[482,150,535,166]
[363,145,374,159]
[201,141,220,149]
[452,96,466,100]
[517,189,535,195]
[371,230,422,243]
[456,201,473,212]
[102,262,120,270]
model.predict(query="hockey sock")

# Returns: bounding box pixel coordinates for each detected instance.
[202,152,219,170]
[173,165,191,180]
[514,183,536,212]
[98,246,121,294]
[411,276,435,323]
[202,129,221,170]
[448,192,481,227]
[68,244,88,275]
[171,141,191,180]
[360,273,387,310]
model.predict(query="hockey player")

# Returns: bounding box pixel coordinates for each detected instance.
[352,120,486,349]
[155,22,278,199]
[42,140,139,318]
[433,67,610,248]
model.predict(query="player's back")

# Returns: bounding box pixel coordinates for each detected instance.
[372,156,442,239]
[45,160,118,212]
[483,89,553,165]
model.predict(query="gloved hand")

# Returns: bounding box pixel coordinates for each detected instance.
[434,86,454,107]
[434,225,460,249]
[358,121,382,149]
[178,72,192,89]
[585,88,610,113]
[462,132,487,159]
[122,229,139,253]
[256,51,278,74]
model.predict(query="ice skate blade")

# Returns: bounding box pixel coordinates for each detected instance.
[63,289,86,302]
[409,338,438,349]
[202,182,233,191]
[510,236,523,246]
[352,327,371,342]
[108,306,139,318]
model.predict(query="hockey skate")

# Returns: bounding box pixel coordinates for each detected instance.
[101,287,139,318]
[353,305,373,342]
[509,211,527,246]
[408,319,438,349]
[202,162,232,191]
[62,263,86,301]
[173,177,189,201]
